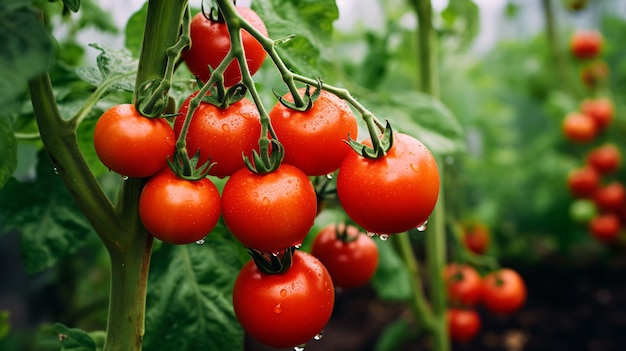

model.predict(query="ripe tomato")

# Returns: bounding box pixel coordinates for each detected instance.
[182,8,268,87]
[587,144,621,174]
[93,104,175,178]
[233,250,335,349]
[580,60,609,88]
[593,182,626,212]
[562,112,597,143]
[443,264,482,307]
[221,164,317,253]
[462,221,490,255]
[570,29,603,60]
[310,223,379,289]
[269,89,358,176]
[581,97,614,130]
[447,309,481,343]
[567,166,600,198]
[138,168,221,244]
[336,133,440,235]
[174,93,261,178]
[589,213,621,242]
[481,268,526,315]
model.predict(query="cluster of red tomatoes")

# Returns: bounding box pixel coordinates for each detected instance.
[93,5,441,349]
[564,29,624,243]
[445,224,527,343]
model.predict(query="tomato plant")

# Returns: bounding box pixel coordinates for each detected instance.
[182,7,268,87]
[569,29,603,60]
[443,263,482,307]
[447,309,481,343]
[270,89,358,176]
[93,104,175,178]
[480,269,527,315]
[336,132,440,235]
[232,250,335,348]
[310,223,379,289]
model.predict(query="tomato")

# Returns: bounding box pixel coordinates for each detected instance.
[562,112,597,143]
[570,29,603,60]
[447,309,481,343]
[269,89,358,176]
[567,166,600,198]
[174,93,261,178]
[182,8,268,87]
[138,167,221,244]
[593,182,626,212]
[443,264,482,307]
[221,164,317,253]
[580,60,609,88]
[310,223,379,289]
[336,133,440,235]
[462,221,490,255]
[589,213,621,242]
[581,97,614,130]
[587,144,621,174]
[481,268,526,315]
[233,250,334,349]
[93,104,175,178]
[569,199,597,224]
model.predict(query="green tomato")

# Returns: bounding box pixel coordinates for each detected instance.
[570,199,597,223]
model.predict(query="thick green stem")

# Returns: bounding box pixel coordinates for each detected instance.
[412,0,439,96]
[541,0,575,95]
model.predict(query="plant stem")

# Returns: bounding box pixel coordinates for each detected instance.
[541,0,575,96]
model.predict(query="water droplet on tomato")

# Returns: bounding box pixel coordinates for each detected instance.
[410,163,420,173]
[367,231,377,237]
[262,197,270,205]
[195,238,206,245]
[325,173,334,180]
[280,289,287,297]
[294,243,302,249]
[274,303,282,314]
[294,345,306,351]
[121,175,129,181]
[314,331,324,340]
[379,234,389,241]
[416,220,429,232]
[221,124,230,132]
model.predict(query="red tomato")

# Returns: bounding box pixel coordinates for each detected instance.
[581,97,615,130]
[562,112,597,143]
[269,89,358,176]
[221,164,317,253]
[589,213,621,242]
[138,168,221,244]
[310,223,379,289]
[174,93,261,178]
[570,30,603,60]
[580,60,609,88]
[182,8,268,87]
[93,104,175,178]
[447,309,481,343]
[443,264,482,307]
[336,133,440,235]
[567,166,600,198]
[593,182,626,212]
[233,250,335,349]
[587,144,621,174]
[462,221,490,255]
[481,269,527,315]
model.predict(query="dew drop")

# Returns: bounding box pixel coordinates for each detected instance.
[221,124,230,132]
[314,331,324,341]
[262,197,270,205]
[195,238,206,245]
[274,303,282,314]
[379,234,389,241]
[271,252,280,257]
[294,345,306,351]
[325,173,334,180]
[416,220,429,232]
[280,289,287,297]
[367,231,377,237]
[410,163,420,173]
[53,167,59,175]
[294,243,302,249]
[121,175,129,181]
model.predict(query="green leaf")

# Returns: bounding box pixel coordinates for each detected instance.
[76,44,137,92]
[441,0,480,49]
[62,0,80,13]
[125,2,148,58]
[143,227,245,351]
[375,319,418,351]
[252,0,338,77]
[0,2,55,106]
[0,151,94,273]
[0,118,17,189]
[368,91,466,156]
[55,323,96,351]
[370,238,414,301]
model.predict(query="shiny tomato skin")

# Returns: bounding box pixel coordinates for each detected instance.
[567,166,600,198]
[138,168,221,244]
[221,164,317,252]
[562,112,597,143]
[93,104,175,178]
[587,144,621,174]
[182,8,267,87]
[337,133,440,235]
[270,89,358,176]
[593,182,626,212]
[174,93,261,178]
[481,269,526,315]
[443,264,482,307]
[570,30,603,60]
[581,97,615,130]
[447,309,481,343]
[311,223,379,289]
[233,251,335,348]
[462,221,490,255]
[589,213,621,242]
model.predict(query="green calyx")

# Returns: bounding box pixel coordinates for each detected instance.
[248,247,296,275]
[197,78,248,109]
[335,223,359,244]
[273,78,323,112]
[243,137,284,175]
[167,148,215,181]
[346,119,394,159]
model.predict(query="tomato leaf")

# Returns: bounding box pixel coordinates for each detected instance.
[441,0,480,49]
[0,118,17,189]
[0,151,93,273]
[143,227,245,351]
[370,238,414,301]
[55,323,96,351]
[252,0,338,77]
[374,319,418,351]
[0,1,55,106]
[76,44,137,92]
